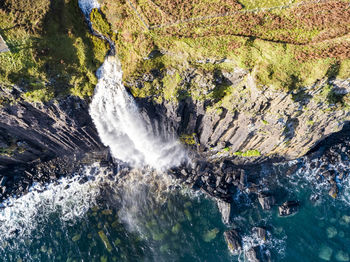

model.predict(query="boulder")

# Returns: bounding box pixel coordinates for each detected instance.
[217,200,231,224]
[245,246,271,262]
[329,185,338,199]
[278,201,299,216]
[252,227,267,242]
[258,194,275,210]
[245,247,261,262]
[224,229,242,255]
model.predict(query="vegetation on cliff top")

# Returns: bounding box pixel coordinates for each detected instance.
[0,0,349,104]
[0,0,109,101]
[100,0,350,102]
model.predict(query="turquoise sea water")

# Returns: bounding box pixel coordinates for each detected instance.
[1,158,350,262]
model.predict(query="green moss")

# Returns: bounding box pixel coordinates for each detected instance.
[233,149,261,157]
[338,59,350,79]
[180,133,197,145]
[90,8,117,42]
[0,142,26,157]
[162,72,182,101]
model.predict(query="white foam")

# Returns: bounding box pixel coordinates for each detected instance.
[89,56,187,170]
[239,230,286,261]
[0,164,106,240]
[78,0,100,17]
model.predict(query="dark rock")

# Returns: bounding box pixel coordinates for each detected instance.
[328,185,338,199]
[225,174,233,184]
[252,227,267,242]
[239,170,246,185]
[258,193,275,210]
[310,194,320,204]
[278,201,299,216]
[245,247,261,262]
[217,200,231,224]
[0,176,7,186]
[224,229,242,255]
[245,246,271,262]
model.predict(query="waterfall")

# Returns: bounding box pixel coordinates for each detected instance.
[79,0,187,170]
[89,56,187,170]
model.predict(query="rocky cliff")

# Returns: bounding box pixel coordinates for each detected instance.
[133,65,350,164]
[0,86,104,168]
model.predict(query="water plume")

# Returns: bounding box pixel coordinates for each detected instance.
[89,56,188,170]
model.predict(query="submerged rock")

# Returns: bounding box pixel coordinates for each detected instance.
[224,229,242,255]
[258,194,275,210]
[326,226,337,238]
[203,228,219,242]
[336,250,350,262]
[217,200,231,224]
[319,245,333,261]
[278,201,299,217]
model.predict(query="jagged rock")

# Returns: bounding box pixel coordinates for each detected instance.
[329,185,338,199]
[224,229,242,255]
[245,247,261,262]
[0,176,7,186]
[217,200,231,224]
[0,93,105,165]
[239,170,246,185]
[133,67,350,165]
[278,201,299,216]
[252,227,267,242]
[258,194,275,210]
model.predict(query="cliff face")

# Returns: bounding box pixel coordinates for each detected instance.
[1,0,350,167]
[0,86,104,167]
[134,67,350,164]
[1,67,349,167]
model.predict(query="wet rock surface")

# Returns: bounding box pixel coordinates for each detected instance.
[278,201,300,217]
[258,193,275,210]
[252,227,267,242]
[217,200,231,224]
[224,229,242,255]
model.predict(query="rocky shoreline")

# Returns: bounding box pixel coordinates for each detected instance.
[2,78,350,261]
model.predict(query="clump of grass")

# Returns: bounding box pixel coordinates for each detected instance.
[233,149,261,157]
[180,133,197,145]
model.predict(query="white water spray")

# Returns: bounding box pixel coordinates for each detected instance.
[80,0,187,170]
[78,0,100,17]
[89,56,187,170]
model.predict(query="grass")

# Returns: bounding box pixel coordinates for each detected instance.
[233,149,261,157]
[1,0,350,106]
[0,0,109,101]
[105,0,350,91]
[239,0,303,9]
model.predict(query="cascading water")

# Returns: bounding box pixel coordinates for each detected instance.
[79,0,187,171]
[89,56,187,170]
